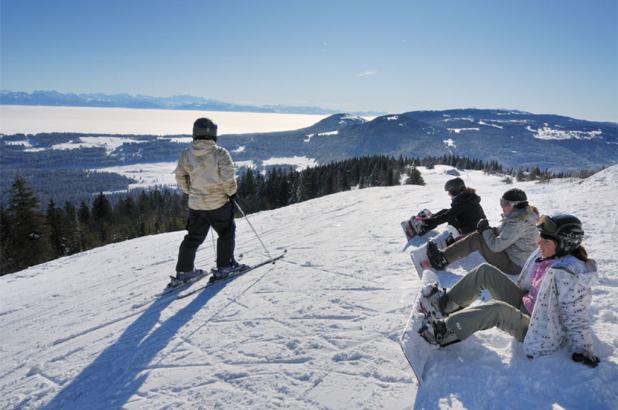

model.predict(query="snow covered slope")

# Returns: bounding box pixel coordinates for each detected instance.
[1,166,617,409]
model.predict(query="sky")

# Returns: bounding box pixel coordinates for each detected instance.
[1,0,617,122]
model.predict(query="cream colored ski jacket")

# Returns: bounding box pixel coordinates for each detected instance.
[174,140,237,211]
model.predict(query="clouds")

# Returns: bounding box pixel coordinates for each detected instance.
[357,70,378,77]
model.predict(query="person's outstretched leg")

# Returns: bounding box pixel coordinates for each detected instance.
[445,301,530,342]
[445,263,526,313]
[442,231,484,265]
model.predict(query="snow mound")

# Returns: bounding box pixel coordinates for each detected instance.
[579,164,618,190]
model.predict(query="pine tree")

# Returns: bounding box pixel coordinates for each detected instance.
[47,199,69,257]
[91,192,112,242]
[63,201,83,254]
[0,206,10,274]
[3,176,51,273]
[405,166,425,185]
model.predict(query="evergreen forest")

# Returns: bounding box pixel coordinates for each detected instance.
[0,154,584,275]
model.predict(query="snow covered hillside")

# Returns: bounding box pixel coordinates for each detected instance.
[1,166,617,409]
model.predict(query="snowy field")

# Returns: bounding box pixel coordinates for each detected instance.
[1,166,617,409]
[0,105,327,135]
[94,156,319,192]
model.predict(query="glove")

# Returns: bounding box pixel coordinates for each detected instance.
[572,352,600,368]
[476,218,490,233]
[228,193,237,203]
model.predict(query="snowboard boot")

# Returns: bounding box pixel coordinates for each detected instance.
[419,318,460,347]
[175,269,205,283]
[444,232,456,247]
[213,261,249,279]
[418,283,448,319]
[419,283,461,318]
[426,241,449,270]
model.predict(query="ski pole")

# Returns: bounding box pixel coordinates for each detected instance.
[211,231,217,261]
[232,198,274,261]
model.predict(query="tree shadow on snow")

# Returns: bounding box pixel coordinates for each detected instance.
[42,281,230,410]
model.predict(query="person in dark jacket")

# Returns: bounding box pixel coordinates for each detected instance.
[425,188,539,275]
[419,177,487,236]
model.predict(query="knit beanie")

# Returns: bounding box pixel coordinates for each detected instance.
[502,188,528,208]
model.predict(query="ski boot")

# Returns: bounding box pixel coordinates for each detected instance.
[212,261,249,280]
[167,269,206,288]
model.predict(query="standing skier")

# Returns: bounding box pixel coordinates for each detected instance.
[419,214,600,367]
[418,177,487,236]
[425,188,539,275]
[173,117,244,282]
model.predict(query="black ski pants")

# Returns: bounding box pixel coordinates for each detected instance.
[175,202,236,272]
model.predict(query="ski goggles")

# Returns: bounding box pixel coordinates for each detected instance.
[500,198,526,208]
[536,215,559,237]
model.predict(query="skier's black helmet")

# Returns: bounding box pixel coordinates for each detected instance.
[537,214,584,256]
[444,178,465,196]
[193,118,218,142]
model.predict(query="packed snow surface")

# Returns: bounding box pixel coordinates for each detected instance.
[1,166,617,409]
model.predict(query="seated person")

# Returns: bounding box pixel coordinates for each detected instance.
[425,188,539,275]
[420,177,487,236]
[419,214,599,368]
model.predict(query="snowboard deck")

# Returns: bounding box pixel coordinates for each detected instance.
[400,209,433,243]
[400,268,441,385]
[408,228,459,278]
[410,245,429,279]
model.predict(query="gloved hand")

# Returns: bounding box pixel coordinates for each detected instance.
[572,352,600,368]
[476,218,490,233]
[228,193,237,203]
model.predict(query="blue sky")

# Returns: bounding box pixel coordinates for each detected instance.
[1,0,617,121]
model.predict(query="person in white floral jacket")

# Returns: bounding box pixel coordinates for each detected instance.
[419,213,600,367]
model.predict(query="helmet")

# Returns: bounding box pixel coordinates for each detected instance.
[537,214,584,256]
[193,118,218,141]
[444,178,465,196]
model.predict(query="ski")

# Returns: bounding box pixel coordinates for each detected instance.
[174,253,286,300]
[155,270,211,298]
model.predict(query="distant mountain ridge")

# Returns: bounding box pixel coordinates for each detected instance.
[1,110,616,173]
[220,110,617,170]
[0,90,384,116]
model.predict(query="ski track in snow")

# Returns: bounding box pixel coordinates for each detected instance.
[1,165,618,409]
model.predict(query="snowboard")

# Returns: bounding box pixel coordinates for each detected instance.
[400,209,432,242]
[409,227,459,278]
[400,268,442,385]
